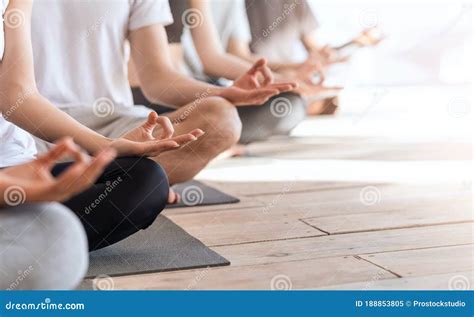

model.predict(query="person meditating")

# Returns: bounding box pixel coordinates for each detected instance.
[31,0,294,203]
[0,0,201,289]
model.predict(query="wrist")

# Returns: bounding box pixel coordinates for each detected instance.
[85,135,113,155]
[208,86,226,98]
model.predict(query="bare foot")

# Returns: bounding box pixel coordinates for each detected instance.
[168,188,181,204]
[354,28,385,47]
[308,96,339,116]
[308,100,325,115]
[215,144,249,160]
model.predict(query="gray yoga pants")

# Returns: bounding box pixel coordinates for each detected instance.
[237,92,306,144]
[0,203,88,290]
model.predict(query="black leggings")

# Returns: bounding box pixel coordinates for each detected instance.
[52,157,169,251]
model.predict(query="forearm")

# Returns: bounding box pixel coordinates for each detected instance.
[130,24,227,107]
[0,177,15,206]
[187,0,252,80]
[268,61,305,74]
[4,93,111,154]
[230,46,301,76]
[139,67,224,107]
[302,32,320,52]
[0,177,10,206]
[0,174,34,206]
[0,1,110,154]
[199,51,252,80]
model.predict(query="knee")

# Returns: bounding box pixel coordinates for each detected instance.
[198,97,242,150]
[267,92,306,134]
[9,204,89,290]
[237,93,306,144]
[38,204,88,290]
[122,158,169,229]
[270,93,306,122]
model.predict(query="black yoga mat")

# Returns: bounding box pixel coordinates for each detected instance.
[167,180,240,209]
[86,215,230,278]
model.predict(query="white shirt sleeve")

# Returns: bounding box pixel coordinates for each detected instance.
[128,0,173,31]
[230,0,251,42]
[0,0,8,61]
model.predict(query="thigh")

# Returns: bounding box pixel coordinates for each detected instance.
[160,100,214,136]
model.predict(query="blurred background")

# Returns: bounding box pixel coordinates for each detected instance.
[292,1,472,86]
[201,0,472,185]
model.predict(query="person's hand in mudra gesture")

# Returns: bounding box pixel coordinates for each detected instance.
[0,138,115,205]
[219,59,297,106]
[117,112,204,157]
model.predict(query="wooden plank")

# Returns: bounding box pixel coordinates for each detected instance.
[112,256,396,290]
[163,195,263,216]
[255,183,470,210]
[168,207,325,246]
[319,271,474,290]
[162,179,363,216]
[167,189,470,245]
[302,198,472,234]
[212,223,474,267]
[164,181,391,218]
[163,181,372,218]
[272,192,471,223]
[203,180,380,197]
[359,245,474,277]
[247,139,471,161]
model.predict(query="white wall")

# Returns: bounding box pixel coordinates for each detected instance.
[308,1,472,85]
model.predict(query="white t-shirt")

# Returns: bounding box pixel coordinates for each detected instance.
[31,0,173,109]
[0,0,37,168]
[182,0,251,79]
[0,0,6,59]
[246,0,319,63]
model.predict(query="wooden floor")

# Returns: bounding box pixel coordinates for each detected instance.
[111,86,472,290]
